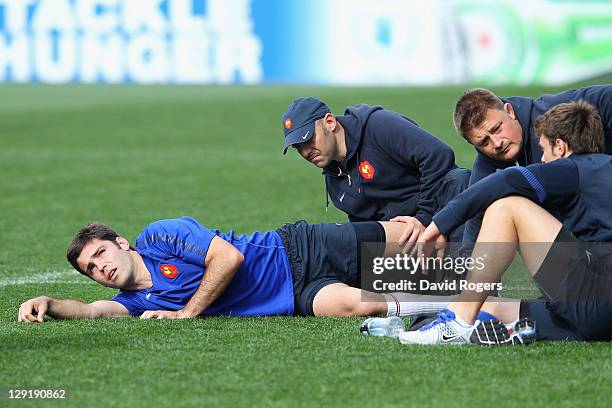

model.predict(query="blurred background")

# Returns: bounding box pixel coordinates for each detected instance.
[0,0,611,85]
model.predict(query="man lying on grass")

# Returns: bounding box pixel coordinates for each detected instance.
[19,216,462,322]
[17,213,537,344]
[398,101,612,344]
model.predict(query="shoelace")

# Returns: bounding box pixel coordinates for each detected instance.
[420,310,453,332]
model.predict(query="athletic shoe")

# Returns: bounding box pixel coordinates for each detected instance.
[397,309,475,345]
[470,318,537,346]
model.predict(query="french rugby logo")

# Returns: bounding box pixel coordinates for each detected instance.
[160,264,179,279]
[358,161,375,180]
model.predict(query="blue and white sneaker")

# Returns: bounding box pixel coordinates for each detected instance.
[398,309,476,345]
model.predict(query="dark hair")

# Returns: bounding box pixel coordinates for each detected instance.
[535,100,604,154]
[453,88,504,141]
[67,223,120,275]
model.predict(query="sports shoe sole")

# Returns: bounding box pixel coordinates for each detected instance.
[470,318,537,346]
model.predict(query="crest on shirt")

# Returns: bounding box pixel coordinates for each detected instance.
[358,160,375,180]
[160,264,179,279]
[284,118,292,129]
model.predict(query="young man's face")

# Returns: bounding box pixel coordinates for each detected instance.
[539,135,563,164]
[76,237,135,289]
[293,117,337,168]
[467,104,523,162]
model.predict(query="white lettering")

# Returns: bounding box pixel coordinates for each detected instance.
[34,33,76,82]
[169,0,205,31]
[126,33,167,83]
[0,0,264,84]
[458,281,503,293]
[0,32,30,81]
[172,33,212,83]
[122,0,166,32]
[80,33,123,82]
[75,0,119,33]
[32,0,75,32]
[209,0,262,83]
[2,0,35,31]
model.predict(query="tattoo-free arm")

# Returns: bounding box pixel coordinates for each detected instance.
[181,236,244,317]
[140,236,244,319]
[18,296,130,322]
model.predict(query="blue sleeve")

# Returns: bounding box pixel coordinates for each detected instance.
[112,292,146,317]
[463,152,515,243]
[534,85,612,153]
[536,85,612,127]
[469,150,518,185]
[135,217,217,266]
[370,110,456,226]
[434,159,579,236]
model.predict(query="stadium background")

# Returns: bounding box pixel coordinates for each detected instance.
[1,1,611,407]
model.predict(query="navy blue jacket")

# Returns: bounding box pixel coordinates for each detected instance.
[323,104,456,225]
[436,154,612,242]
[464,85,612,242]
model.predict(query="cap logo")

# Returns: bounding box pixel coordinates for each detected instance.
[284,118,293,129]
[160,264,179,279]
[358,161,375,180]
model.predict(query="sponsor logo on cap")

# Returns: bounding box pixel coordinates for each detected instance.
[284,118,292,129]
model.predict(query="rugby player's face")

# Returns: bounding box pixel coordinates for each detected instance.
[293,119,335,168]
[539,135,563,164]
[468,105,523,162]
[76,238,135,289]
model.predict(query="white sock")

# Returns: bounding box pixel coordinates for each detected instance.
[384,293,452,317]
[452,313,473,328]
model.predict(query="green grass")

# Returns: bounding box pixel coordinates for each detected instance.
[1,83,611,407]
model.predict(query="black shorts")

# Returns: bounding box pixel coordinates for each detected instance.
[521,227,612,341]
[276,220,385,316]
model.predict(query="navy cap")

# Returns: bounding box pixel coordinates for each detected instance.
[281,97,330,154]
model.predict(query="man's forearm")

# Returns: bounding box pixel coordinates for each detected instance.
[180,252,243,317]
[46,297,96,319]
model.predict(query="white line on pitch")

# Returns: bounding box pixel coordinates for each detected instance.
[0,270,95,287]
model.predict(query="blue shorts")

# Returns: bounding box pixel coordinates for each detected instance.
[521,227,612,341]
[520,299,612,341]
[434,167,471,245]
[276,220,385,316]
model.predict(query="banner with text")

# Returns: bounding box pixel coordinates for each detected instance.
[0,0,610,84]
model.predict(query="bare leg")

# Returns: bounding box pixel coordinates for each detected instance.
[450,196,562,324]
[312,283,387,317]
[312,283,453,317]
[378,221,410,255]
[479,297,521,323]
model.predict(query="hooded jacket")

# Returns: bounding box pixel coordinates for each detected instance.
[323,104,456,226]
[464,84,612,242]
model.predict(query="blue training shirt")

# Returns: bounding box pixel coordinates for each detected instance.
[112,217,295,316]
[434,154,612,242]
[463,85,612,243]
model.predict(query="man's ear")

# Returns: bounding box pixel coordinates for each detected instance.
[504,102,516,120]
[554,138,569,156]
[116,236,131,250]
[324,113,337,132]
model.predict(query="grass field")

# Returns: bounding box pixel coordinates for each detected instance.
[1,83,611,407]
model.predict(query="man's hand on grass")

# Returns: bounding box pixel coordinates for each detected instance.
[18,296,51,323]
[140,310,195,320]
